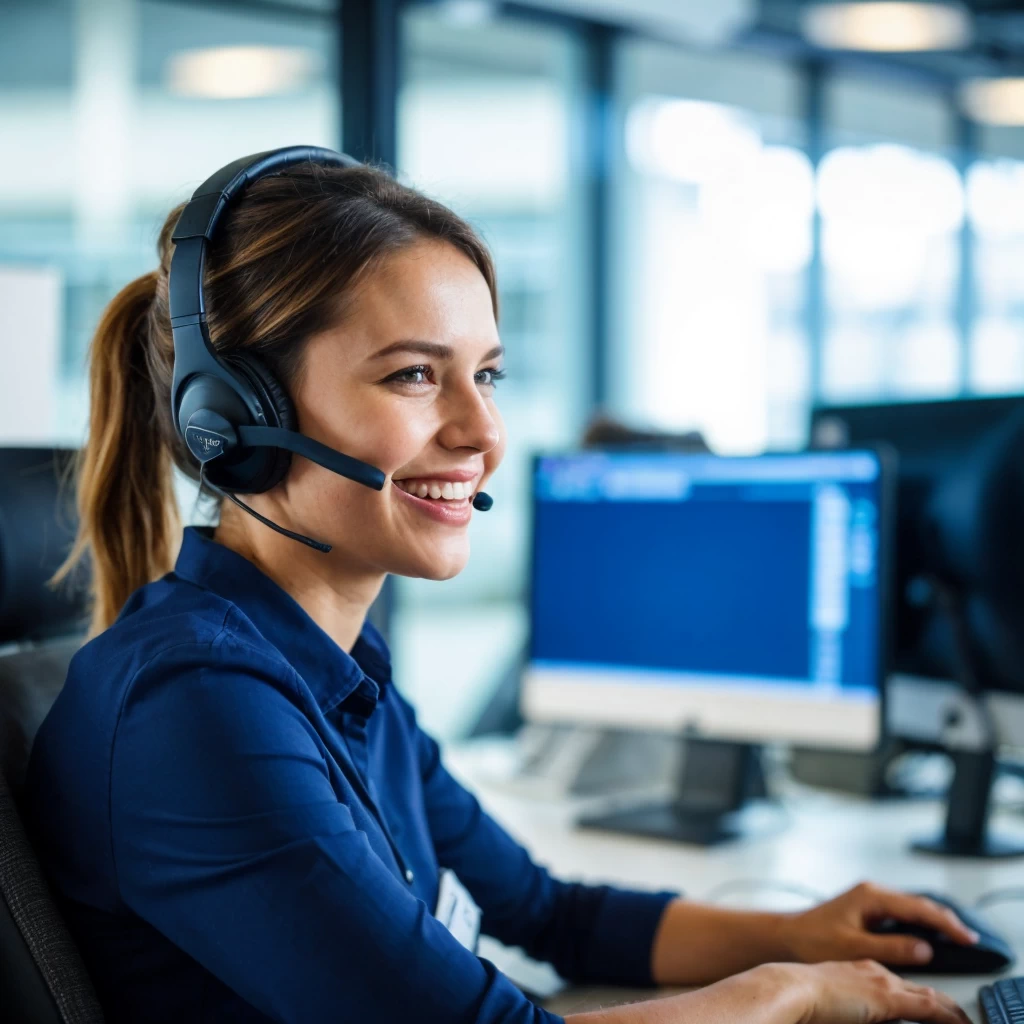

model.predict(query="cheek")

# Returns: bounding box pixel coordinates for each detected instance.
[306,386,437,478]
[369,407,440,475]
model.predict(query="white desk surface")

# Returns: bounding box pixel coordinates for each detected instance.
[444,739,1024,1023]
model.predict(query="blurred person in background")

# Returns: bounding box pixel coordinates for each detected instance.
[580,413,709,452]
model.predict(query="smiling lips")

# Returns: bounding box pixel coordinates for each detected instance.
[394,478,475,501]
[391,471,481,525]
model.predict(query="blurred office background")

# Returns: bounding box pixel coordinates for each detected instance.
[1,0,1022,742]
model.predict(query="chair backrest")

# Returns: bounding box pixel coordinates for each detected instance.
[0,641,106,1024]
[0,639,79,793]
[0,446,105,1022]
[0,765,105,1024]
[0,447,87,646]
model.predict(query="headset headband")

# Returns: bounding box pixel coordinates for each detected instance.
[168,146,360,422]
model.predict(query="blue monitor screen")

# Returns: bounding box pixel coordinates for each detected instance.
[530,451,885,699]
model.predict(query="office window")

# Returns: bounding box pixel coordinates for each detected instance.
[613,40,811,454]
[394,5,589,738]
[968,125,1024,394]
[820,76,962,404]
[0,0,338,447]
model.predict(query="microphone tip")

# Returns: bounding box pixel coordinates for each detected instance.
[472,491,493,512]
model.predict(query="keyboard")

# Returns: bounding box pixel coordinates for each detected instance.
[980,976,1024,1024]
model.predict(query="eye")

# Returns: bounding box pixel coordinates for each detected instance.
[476,367,507,388]
[384,365,432,386]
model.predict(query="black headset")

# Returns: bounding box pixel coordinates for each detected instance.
[168,146,492,553]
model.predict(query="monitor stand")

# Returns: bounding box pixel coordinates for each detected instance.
[912,748,1024,859]
[577,737,771,847]
[901,582,1024,859]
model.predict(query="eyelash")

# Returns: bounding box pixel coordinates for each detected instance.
[383,364,507,388]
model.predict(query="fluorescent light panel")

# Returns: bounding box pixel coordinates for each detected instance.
[801,2,972,52]
[167,46,318,99]
[962,78,1024,127]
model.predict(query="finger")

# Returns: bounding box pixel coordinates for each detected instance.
[915,989,972,1024]
[903,981,969,1014]
[863,890,980,946]
[923,984,971,1021]
[891,986,972,1024]
[855,933,936,966]
[897,981,971,1023]
[933,988,971,1020]
[935,992,973,1024]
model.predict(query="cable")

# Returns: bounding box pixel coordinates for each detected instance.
[199,464,331,553]
[975,888,1024,911]
[702,878,826,907]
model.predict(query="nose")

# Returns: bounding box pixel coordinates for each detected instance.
[436,380,501,454]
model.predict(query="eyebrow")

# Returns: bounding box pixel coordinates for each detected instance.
[369,340,504,363]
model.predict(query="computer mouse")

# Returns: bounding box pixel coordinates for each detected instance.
[869,891,1015,975]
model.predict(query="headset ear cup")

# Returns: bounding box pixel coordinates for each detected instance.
[208,354,297,494]
[237,354,297,433]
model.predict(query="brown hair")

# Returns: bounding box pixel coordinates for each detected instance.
[54,161,498,637]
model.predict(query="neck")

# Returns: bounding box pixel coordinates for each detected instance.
[212,509,386,653]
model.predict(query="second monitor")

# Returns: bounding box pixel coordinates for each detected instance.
[523,449,892,842]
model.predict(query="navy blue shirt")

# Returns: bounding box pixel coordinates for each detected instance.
[26,527,675,1023]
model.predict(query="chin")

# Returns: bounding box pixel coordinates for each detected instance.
[402,547,470,582]
[422,559,468,582]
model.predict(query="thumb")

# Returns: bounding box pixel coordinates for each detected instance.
[857,934,935,967]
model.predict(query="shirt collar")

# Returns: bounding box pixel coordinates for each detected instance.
[173,526,392,716]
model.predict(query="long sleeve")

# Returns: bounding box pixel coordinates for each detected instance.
[109,636,563,1024]
[403,693,678,986]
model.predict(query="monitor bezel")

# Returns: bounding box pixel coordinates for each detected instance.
[522,446,896,753]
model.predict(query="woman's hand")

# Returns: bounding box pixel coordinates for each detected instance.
[649,881,980,987]
[568,961,971,1024]
[779,882,980,968]
[786,959,972,1024]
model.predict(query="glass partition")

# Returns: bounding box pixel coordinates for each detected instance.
[968,125,1024,394]
[613,40,810,453]
[0,0,339,446]
[820,75,962,403]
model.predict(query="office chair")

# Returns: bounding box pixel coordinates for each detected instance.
[0,446,104,1023]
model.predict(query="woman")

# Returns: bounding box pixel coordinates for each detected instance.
[27,155,974,1024]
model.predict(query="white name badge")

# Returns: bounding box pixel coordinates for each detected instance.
[435,868,481,953]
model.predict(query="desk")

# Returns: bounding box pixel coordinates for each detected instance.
[445,739,1024,1023]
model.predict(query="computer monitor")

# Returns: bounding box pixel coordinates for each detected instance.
[811,397,1024,686]
[523,449,891,753]
[812,398,1024,858]
[811,396,1024,469]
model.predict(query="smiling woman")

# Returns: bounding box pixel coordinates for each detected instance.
[24,152,975,1024]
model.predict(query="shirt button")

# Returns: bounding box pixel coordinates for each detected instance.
[404,868,414,884]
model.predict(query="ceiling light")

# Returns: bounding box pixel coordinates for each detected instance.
[961,78,1024,127]
[167,46,318,99]
[801,2,972,52]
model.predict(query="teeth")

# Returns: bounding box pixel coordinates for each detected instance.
[396,478,474,501]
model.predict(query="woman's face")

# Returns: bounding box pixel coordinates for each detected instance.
[274,238,506,581]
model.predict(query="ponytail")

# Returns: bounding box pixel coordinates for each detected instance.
[52,272,181,637]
